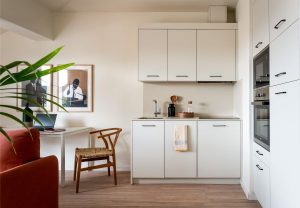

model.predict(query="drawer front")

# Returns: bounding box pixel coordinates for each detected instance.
[198,121,241,178]
[253,157,271,208]
[165,121,197,178]
[253,142,270,166]
[132,121,165,178]
[270,21,300,86]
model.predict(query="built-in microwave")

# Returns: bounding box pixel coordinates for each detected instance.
[253,47,269,89]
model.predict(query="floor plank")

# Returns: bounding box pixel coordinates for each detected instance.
[60,171,261,208]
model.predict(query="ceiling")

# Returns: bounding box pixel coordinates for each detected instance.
[34,0,239,12]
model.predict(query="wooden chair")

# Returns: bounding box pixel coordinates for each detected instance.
[74,128,122,193]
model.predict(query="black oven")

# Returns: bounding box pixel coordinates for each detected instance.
[253,47,270,151]
[253,94,270,151]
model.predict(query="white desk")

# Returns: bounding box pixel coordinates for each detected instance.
[40,127,92,187]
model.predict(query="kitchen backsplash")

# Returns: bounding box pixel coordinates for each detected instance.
[143,82,234,117]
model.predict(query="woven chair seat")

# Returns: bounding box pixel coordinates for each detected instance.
[75,148,113,159]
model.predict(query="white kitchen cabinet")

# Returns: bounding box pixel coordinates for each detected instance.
[132,121,164,178]
[253,142,270,167]
[269,0,299,41]
[138,30,167,81]
[253,156,271,208]
[197,121,240,178]
[197,30,236,81]
[270,80,300,208]
[252,0,270,56]
[270,21,300,86]
[168,30,197,81]
[165,121,197,178]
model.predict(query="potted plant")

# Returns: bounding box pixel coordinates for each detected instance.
[0,46,74,148]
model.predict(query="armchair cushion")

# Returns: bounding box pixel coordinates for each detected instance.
[0,128,40,172]
[0,156,59,208]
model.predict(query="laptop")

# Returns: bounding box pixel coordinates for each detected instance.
[34,114,57,131]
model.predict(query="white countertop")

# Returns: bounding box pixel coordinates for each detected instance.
[132,116,240,121]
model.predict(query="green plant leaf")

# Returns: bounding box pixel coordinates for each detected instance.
[0,112,33,140]
[0,105,45,127]
[16,46,64,77]
[0,63,74,86]
[0,128,16,154]
[0,61,30,75]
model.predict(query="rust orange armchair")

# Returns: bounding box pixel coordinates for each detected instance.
[0,128,59,208]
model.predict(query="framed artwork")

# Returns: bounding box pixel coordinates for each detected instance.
[57,64,93,112]
[17,64,53,111]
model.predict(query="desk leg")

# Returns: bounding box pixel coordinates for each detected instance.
[61,134,65,187]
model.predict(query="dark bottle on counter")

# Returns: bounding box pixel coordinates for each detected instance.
[168,104,176,117]
[23,103,33,127]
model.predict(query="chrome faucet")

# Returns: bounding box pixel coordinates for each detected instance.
[153,99,161,117]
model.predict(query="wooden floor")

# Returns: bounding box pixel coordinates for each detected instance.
[60,171,261,208]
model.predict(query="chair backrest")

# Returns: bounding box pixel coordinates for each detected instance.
[0,128,40,172]
[90,128,122,152]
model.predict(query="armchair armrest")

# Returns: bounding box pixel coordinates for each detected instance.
[0,156,59,208]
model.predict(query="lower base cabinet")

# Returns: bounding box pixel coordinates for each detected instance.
[165,121,197,178]
[253,156,270,208]
[198,121,241,178]
[132,120,241,180]
[132,121,164,178]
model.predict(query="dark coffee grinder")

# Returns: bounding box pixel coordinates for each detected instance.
[168,95,177,117]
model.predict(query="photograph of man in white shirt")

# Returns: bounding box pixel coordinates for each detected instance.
[63,78,84,107]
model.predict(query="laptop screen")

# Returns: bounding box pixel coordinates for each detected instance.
[34,114,57,129]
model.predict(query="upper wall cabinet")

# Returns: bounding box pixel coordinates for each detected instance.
[138,30,167,81]
[197,30,236,81]
[138,24,237,82]
[168,30,197,81]
[270,21,300,86]
[253,0,269,56]
[269,0,299,41]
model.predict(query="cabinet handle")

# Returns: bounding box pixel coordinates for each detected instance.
[176,75,189,78]
[275,91,287,95]
[255,42,263,48]
[147,75,160,78]
[275,72,286,77]
[210,75,223,78]
[212,125,227,127]
[141,125,156,127]
[256,164,264,171]
[274,19,286,29]
[256,150,263,156]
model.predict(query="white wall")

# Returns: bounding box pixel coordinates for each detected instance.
[0,0,53,40]
[143,82,235,117]
[0,11,209,170]
[235,0,254,199]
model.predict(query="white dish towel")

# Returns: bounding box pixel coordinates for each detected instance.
[174,125,188,151]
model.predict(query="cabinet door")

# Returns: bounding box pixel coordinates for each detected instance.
[253,157,270,208]
[165,121,197,178]
[132,121,164,178]
[198,121,240,178]
[269,0,299,41]
[138,30,167,81]
[197,30,236,81]
[253,0,269,56]
[168,30,196,81]
[270,80,300,208]
[270,21,300,86]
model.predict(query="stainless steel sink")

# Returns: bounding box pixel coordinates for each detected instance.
[138,117,164,119]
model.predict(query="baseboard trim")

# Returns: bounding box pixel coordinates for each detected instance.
[133,178,240,185]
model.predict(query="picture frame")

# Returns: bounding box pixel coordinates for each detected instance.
[57,64,94,112]
[17,64,53,112]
